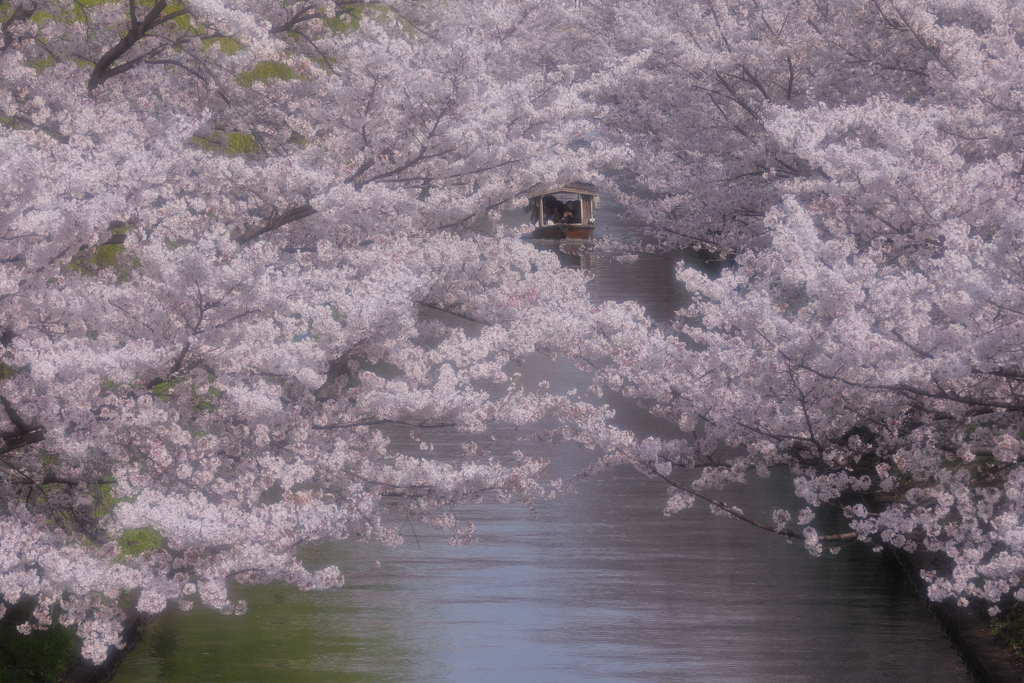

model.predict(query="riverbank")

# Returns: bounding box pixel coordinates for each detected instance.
[58,611,148,683]
[895,550,1023,683]
[0,602,77,683]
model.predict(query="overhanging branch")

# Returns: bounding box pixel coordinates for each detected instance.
[659,471,856,543]
[237,204,317,244]
[0,395,45,457]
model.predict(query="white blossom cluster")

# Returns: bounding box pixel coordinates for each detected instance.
[0,0,633,661]
[586,0,1024,610]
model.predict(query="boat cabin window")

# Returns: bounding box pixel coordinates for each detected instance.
[531,191,594,226]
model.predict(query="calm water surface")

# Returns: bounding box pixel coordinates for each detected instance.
[112,203,972,683]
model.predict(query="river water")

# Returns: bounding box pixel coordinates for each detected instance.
[112,204,973,683]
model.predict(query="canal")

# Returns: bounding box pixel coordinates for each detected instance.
[111,202,973,683]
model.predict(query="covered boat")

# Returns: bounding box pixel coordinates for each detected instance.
[523,184,599,239]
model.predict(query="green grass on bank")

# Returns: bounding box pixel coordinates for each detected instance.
[990,602,1024,664]
[0,604,80,683]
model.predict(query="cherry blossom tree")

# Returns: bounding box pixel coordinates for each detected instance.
[9,0,1024,664]
[590,0,955,252]
[0,0,630,661]
[585,0,1024,611]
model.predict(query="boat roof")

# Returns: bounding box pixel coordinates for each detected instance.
[528,185,599,198]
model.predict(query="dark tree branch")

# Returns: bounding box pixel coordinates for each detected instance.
[0,395,45,456]
[145,341,192,390]
[237,204,317,244]
[98,43,169,83]
[147,58,209,83]
[780,352,1024,412]
[270,5,319,34]
[312,419,457,431]
[658,471,856,543]
[416,301,493,325]
[88,0,190,91]
[786,54,796,100]
[1,0,36,52]
[714,72,764,123]
[0,395,32,434]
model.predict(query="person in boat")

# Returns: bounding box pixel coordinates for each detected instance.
[564,199,581,224]
[543,196,562,225]
[526,200,540,226]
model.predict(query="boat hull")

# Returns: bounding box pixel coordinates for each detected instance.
[525,224,595,240]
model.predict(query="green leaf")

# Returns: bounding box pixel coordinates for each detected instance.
[236,60,297,88]
[150,377,183,401]
[92,243,123,269]
[115,526,164,561]
[226,131,261,156]
[191,131,262,157]
[25,55,56,74]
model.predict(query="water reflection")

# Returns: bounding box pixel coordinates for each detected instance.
[112,200,972,683]
[116,459,972,683]
[114,575,421,683]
